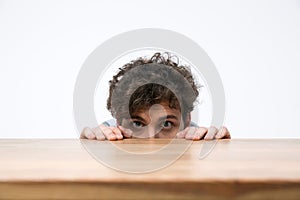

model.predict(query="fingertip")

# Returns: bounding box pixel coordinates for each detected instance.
[119,126,133,138]
[193,135,201,141]
[204,136,213,140]
[117,134,123,140]
[215,134,222,139]
[176,131,185,139]
[97,135,106,141]
[216,126,230,139]
[204,126,218,140]
[204,134,214,140]
[112,127,123,140]
[108,136,117,141]
[82,127,96,140]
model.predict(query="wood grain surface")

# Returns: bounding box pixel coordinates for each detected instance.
[0,139,299,199]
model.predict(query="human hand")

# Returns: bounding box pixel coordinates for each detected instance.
[176,126,231,140]
[80,124,133,141]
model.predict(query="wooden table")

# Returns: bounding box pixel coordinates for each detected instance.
[0,139,299,200]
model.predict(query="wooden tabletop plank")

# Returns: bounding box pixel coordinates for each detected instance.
[0,139,299,200]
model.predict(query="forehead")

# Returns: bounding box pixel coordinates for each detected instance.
[132,102,181,119]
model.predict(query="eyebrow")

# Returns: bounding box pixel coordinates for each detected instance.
[130,115,178,122]
[159,115,178,121]
[130,116,147,123]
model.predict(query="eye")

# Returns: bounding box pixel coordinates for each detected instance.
[161,121,173,129]
[132,121,145,129]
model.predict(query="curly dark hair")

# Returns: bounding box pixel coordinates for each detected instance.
[107,52,200,125]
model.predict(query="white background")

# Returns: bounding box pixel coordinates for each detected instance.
[0,0,299,138]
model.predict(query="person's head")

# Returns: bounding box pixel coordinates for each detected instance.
[107,52,200,138]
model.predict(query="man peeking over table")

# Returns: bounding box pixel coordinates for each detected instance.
[81,52,231,140]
